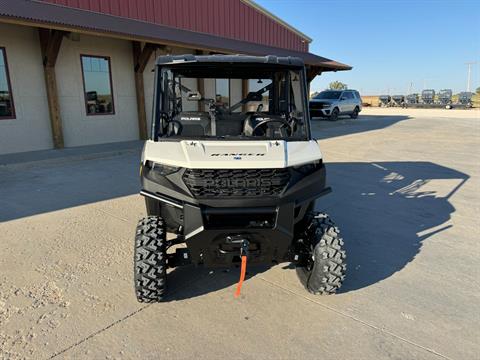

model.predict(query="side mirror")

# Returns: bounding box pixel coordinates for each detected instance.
[340,97,347,101]
[187,91,202,101]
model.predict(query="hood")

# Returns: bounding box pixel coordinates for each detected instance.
[310,99,334,105]
[142,140,322,169]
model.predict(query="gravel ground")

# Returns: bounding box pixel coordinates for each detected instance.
[0,108,479,359]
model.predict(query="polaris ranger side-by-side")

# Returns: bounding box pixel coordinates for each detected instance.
[135,55,346,302]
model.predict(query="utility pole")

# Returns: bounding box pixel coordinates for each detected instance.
[465,61,477,92]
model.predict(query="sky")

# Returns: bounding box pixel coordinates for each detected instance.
[256,0,480,95]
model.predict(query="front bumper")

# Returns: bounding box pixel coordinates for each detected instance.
[181,202,296,266]
[309,108,331,117]
[140,164,329,266]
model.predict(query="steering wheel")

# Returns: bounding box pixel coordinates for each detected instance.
[251,118,293,137]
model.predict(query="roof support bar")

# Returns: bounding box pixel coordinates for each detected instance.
[38,28,66,149]
[195,50,205,112]
[133,41,163,140]
[242,79,249,112]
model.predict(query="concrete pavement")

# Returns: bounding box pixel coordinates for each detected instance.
[0,108,479,359]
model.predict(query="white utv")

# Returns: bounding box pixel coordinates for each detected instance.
[135,54,346,302]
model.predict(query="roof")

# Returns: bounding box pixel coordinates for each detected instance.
[0,0,351,72]
[241,0,312,43]
[156,54,305,67]
[39,0,310,52]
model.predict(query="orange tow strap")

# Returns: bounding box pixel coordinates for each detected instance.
[234,255,247,298]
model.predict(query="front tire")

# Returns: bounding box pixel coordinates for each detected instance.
[350,107,359,119]
[296,212,346,295]
[329,108,339,121]
[134,216,167,302]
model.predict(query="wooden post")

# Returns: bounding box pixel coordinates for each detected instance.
[44,67,63,148]
[197,77,205,112]
[306,66,322,98]
[39,29,65,149]
[133,41,161,140]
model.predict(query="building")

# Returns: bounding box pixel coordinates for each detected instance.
[0,0,351,155]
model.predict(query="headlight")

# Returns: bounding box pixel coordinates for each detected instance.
[293,160,322,175]
[146,161,180,176]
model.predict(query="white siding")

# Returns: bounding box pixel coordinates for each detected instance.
[204,79,216,100]
[0,23,52,154]
[0,25,247,155]
[230,79,242,112]
[55,34,138,147]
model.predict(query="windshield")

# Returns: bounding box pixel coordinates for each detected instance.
[153,65,308,141]
[313,91,342,100]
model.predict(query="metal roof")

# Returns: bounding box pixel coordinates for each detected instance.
[40,0,311,52]
[0,0,351,72]
[240,0,313,43]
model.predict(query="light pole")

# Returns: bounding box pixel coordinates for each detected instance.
[465,61,477,92]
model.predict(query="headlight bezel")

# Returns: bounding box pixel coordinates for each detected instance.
[293,160,323,175]
[145,161,180,176]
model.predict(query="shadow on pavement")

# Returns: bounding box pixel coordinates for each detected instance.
[162,160,468,300]
[0,152,140,222]
[312,114,410,140]
[323,161,468,293]
[163,264,271,301]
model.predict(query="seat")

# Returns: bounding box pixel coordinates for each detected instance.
[171,112,211,136]
[215,113,247,137]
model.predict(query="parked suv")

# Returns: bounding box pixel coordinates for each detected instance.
[309,90,362,120]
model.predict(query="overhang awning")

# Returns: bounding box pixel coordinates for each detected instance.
[0,0,351,72]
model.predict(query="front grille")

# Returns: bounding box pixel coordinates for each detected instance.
[309,102,324,110]
[183,168,290,198]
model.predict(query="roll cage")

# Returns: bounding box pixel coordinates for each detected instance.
[150,55,312,141]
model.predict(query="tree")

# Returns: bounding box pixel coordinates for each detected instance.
[329,81,347,90]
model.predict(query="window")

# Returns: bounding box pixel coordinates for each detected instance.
[81,55,114,115]
[215,78,230,108]
[156,68,308,140]
[175,77,199,112]
[248,79,272,112]
[289,71,304,114]
[0,47,15,119]
[343,92,354,99]
[314,91,342,100]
